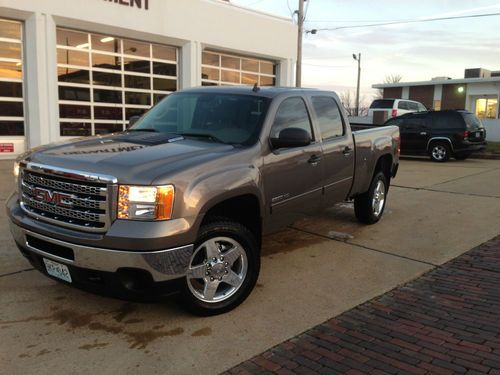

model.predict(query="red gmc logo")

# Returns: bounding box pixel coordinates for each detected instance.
[33,187,74,208]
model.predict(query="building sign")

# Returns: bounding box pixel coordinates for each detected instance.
[103,0,149,10]
[0,143,14,153]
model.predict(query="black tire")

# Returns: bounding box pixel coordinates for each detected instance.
[354,171,388,225]
[454,152,471,160]
[429,142,451,162]
[179,218,260,316]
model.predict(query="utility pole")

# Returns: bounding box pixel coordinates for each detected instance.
[296,0,305,87]
[353,53,361,116]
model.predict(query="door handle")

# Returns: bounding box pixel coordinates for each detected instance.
[343,146,353,156]
[308,155,322,165]
[420,132,427,135]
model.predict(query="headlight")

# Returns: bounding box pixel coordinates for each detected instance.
[118,185,174,221]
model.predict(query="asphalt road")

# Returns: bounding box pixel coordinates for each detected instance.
[1,158,499,375]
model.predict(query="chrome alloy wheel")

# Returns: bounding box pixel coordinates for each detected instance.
[186,237,248,303]
[432,145,447,161]
[372,180,386,217]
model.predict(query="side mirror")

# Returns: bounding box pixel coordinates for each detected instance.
[270,127,311,149]
[129,115,141,126]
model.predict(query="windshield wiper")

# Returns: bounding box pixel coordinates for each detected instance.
[178,132,226,144]
[128,128,159,133]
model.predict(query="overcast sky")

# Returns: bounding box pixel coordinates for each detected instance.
[231,0,500,100]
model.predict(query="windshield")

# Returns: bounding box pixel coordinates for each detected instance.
[130,93,271,145]
[370,99,395,109]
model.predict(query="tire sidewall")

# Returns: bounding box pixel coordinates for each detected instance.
[180,220,260,316]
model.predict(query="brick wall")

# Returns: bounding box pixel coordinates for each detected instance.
[409,85,434,109]
[383,87,403,99]
[441,84,466,110]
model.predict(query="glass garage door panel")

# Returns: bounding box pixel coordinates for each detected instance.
[56,28,178,136]
[0,19,24,136]
[201,51,277,87]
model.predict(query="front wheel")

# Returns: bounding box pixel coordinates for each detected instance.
[354,171,388,224]
[180,218,260,316]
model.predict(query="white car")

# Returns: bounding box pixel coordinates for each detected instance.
[369,99,427,120]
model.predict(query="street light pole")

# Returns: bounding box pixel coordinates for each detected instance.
[353,53,361,116]
[296,0,305,87]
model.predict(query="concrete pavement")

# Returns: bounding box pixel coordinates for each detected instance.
[0,158,499,374]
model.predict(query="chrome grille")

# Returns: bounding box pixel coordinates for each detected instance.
[20,167,114,233]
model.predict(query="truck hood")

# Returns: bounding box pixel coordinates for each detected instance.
[25,132,237,184]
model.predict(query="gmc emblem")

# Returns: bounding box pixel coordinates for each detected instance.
[33,187,75,208]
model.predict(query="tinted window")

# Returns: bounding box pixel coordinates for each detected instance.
[311,96,344,139]
[462,113,483,129]
[405,115,428,128]
[370,99,395,109]
[408,102,419,111]
[432,112,464,129]
[271,97,313,139]
[398,101,409,110]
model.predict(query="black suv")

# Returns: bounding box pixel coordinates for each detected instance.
[385,110,487,162]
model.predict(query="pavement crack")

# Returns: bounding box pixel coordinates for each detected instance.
[0,268,35,278]
[392,184,499,199]
[290,227,437,267]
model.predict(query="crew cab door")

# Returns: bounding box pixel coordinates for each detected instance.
[262,96,323,231]
[309,95,354,205]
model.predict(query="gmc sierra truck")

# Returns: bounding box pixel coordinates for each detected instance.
[7,87,400,315]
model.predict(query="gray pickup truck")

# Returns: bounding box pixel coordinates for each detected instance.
[8,87,399,315]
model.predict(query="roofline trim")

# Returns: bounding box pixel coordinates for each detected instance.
[373,76,500,89]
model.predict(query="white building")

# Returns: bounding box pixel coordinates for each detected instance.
[0,0,297,158]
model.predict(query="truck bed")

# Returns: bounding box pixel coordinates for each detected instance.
[349,125,400,197]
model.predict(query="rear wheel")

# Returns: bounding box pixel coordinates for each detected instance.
[354,171,388,224]
[454,152,471,160]
[180,218,260,316]
[429,142,451,162]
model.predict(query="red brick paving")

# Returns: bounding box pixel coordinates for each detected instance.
[225,236,500,374]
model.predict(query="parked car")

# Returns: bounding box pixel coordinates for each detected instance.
[369,98,427,120]
[8,87,400,315]
[385,110,487,162]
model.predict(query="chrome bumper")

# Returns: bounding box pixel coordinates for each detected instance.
[10,223,194,282]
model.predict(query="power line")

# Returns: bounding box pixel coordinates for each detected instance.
[310,12,500,32]
[303,63,351,68]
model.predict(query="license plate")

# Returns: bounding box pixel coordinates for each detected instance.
[476,131,481,137]
[43,258,72,283]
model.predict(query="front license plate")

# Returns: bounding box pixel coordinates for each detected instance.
[43,258,72,283]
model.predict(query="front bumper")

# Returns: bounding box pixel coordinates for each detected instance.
[10,223,193,283]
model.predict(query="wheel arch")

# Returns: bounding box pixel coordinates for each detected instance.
[427,137,454,152]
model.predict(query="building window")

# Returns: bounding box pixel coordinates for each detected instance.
[475,98,498,119]
[56,28,178,136]
[0,19,24,136]
[201,51,276,87]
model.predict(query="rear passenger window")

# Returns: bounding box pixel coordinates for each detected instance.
[432,112,464,129]
[311,96,344,140]
[271,97,313,139]
[408,102,419,111]
[398,101,409,110]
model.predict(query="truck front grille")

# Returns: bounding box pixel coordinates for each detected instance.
[20,168,113,232]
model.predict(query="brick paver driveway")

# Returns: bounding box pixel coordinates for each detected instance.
[227,237,500,375]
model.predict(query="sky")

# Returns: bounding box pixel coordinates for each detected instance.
[230,0,500,101]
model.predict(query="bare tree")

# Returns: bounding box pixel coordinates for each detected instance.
[340,91,369,117]
[377,74,403,99]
